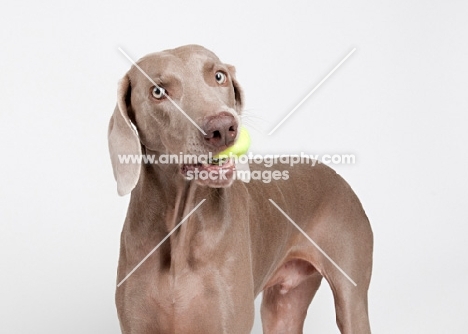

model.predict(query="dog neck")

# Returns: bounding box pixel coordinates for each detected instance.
[130,147,222,232]
[126,147,236,273]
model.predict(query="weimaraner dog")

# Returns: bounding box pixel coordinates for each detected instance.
[108,45,373,333]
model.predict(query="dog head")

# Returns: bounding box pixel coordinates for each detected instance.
[108,45,244,195]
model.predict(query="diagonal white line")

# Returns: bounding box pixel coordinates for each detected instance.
[117,199,206,287]
[269,199,357,286]
[117,47,207,135]
[268,48,356,135]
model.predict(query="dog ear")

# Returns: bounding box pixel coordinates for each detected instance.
[108,75,141,196]
[227,65,244,113]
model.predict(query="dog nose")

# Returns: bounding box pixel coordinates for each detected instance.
[203,114,238,149]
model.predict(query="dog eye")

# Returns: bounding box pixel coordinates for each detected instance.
[215,71,226,84]
[151,86,166,99]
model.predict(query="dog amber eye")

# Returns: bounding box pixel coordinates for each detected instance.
[151,86,166,99]
[215,71,226,84]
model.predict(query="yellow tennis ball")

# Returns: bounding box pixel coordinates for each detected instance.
[213,127,251,159]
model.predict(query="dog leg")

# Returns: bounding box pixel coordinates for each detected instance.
[326,275,371,334]
[260,261,322,333]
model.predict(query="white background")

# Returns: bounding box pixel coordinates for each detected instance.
[1,1,467,333]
